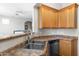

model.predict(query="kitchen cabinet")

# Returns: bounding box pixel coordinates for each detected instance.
[59,38,77,56]
[58,4,78,28]
[66,4,77,28]
[38,3,78,29]
[58,9,67,28]
[38,4,58,29]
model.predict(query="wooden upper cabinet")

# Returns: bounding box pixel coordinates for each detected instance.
[66,4,77,28]
[38,4,58,28]
[58,4,78,28]
[58,9,67,28]
[38,3,78,29]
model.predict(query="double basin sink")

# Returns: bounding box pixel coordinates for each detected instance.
[24,40,46,50]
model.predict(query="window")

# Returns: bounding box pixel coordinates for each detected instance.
[2,18,10,25]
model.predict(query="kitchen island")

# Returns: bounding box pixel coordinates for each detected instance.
[0,33,48,56]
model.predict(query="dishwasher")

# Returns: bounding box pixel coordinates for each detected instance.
[48,40,59,56]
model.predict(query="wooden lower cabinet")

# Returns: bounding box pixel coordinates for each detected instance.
[59,39,77,56]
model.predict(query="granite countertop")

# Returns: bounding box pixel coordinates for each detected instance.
[0,33,28,41]
[8,48,43,56]
[0,33,78,41]
[1,49,42,56]
[31,34,78,39]
[31,34,78,42]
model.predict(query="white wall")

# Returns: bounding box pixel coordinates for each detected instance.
[0,15,31,35]
[0,3,36,35]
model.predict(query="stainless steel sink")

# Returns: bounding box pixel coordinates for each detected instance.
[24,41,45,50]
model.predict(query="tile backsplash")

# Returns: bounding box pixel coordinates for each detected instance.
[38,29,78,36]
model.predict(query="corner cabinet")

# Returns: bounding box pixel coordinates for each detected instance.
[38,3,78,29]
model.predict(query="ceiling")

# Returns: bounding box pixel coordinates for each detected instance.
[0,3,35,19]
[0,3,78,19]
[43,3,74,9]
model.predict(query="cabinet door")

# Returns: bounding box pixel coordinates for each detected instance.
[40,5,48,28]
[59,39,72,56]
[66,5,77,28]
[58,9,67,28]
[38,5,46,28]
[52,9,58,28]
[42,6,53,28]
[59,4,78,28]
[38,4,58,28]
